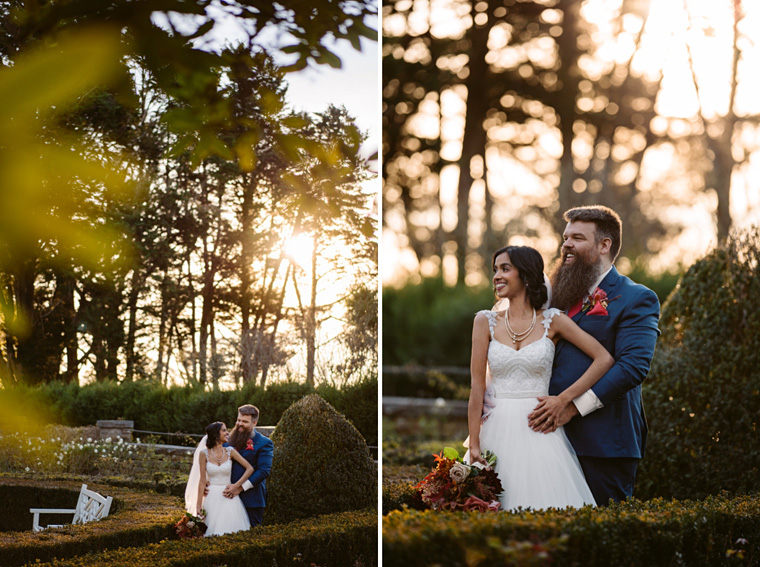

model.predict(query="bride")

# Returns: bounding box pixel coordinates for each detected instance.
[467,245,613,511]
[185,421,253,535]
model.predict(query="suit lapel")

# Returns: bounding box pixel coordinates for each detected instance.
[598,266,621,308]
[554,265,620,360]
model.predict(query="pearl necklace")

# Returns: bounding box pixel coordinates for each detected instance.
[209,447,226,465]
[505,307,536,344]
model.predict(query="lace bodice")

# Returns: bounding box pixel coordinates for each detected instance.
[204,447,233,485]
[480,308,561,398]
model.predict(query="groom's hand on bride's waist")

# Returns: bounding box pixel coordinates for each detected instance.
[528,396,578,434]
[223,484,242,498]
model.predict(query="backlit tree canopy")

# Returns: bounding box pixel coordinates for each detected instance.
[0,0,378,386]
[383,0,760,286]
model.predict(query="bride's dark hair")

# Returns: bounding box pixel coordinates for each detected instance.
[205,421,225,448]
[492,245,548,310]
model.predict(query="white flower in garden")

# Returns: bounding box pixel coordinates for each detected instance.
[87,438,92,442]
[106,437,112,443]
[25,467,30,472]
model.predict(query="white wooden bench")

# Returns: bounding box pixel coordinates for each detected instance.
[30,484,113,532]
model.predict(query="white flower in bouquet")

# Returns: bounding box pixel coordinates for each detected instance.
[449,461,470,483]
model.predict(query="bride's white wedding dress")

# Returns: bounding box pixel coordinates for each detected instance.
[473,308,596,511]
[186,444,250,536]
[202,447,250,535]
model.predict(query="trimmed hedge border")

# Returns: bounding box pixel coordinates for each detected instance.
[0,476,179,566]
[383,493,760,566]
[34,509,377,567]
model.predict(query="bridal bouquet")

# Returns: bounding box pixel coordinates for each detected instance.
[175,510,207,539]
[415,447,503,512]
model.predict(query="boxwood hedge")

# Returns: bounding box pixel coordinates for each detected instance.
[0,376,377,446]
[0,477,178,566]
[637,229,760,501]
[1,475,377,567]
[33,509,377,567]
[383,492,760,566]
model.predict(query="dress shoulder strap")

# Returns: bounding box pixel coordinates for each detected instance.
[225,446,233,455]
[541,308,562,337]
[477,310,498,339]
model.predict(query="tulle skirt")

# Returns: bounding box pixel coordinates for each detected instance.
[204,485,251,536]
[476,397,596,511]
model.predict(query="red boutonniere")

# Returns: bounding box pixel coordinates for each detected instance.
[583,287,620,316]
[245,439,254,451]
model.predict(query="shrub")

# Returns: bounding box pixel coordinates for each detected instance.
[0,477,178,567]
[383,368,471,399]
[638,228,760,500]
[267,394,376,522]
[383,277,496,368]
[33,509,377,567]
[317,375,378,445]
[383,493,760,566]
[0,379,376,444]
[383,481,420,514]
[0,475,376,567]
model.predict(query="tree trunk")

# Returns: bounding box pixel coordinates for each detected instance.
[210,312,219,388]
[305,234,319,386]
[199,267,214,385]
[12,260,37,382]
[240,174,256,384]
[155,274,169,381]
[554,0,582,231]
[124,269,142,381]
[454,7,490,284]
[259,263,292,387]
[57,271,78,384]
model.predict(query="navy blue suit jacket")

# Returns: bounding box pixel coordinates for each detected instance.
[550,266,660,459]
[229,430,273,509]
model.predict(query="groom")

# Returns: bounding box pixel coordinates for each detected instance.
[224,404,273,526]
[528,205,660,505]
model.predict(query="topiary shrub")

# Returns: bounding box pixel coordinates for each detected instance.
[267,394,376,522]
[383,494,760,567]
[317,375,378,445]
[638,228,760,500]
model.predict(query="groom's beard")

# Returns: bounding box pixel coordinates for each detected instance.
[228,425,251,452]
[550,249,604,311]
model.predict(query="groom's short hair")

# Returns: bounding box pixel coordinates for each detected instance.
[238,404,259,421]
[564,205,622,260]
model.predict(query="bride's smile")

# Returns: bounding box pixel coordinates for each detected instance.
[493,252,527,300]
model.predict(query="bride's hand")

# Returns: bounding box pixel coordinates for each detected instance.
[468,446,487,467]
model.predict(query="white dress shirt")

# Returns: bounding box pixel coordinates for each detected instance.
[571,266,613,417]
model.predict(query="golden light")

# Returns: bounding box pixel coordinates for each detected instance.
[284,233,315,269]
[383,0,760,286]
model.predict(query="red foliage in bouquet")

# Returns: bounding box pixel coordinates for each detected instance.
[414,447,503,512]
[174,510,207,539]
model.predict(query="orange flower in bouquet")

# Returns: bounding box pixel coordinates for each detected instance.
[414,447,503,512]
